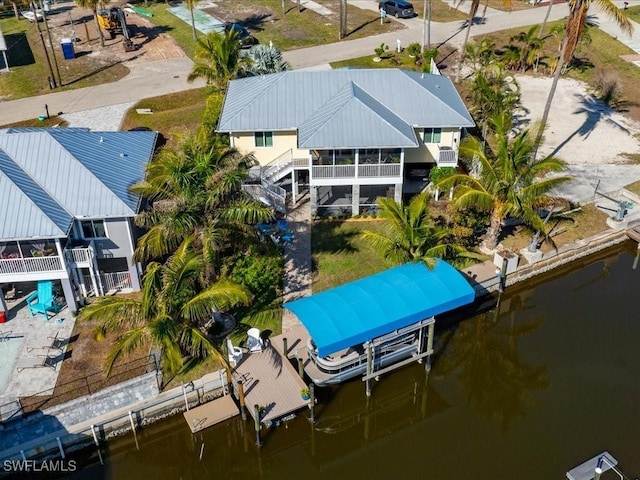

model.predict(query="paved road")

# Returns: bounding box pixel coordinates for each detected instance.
[0,1,574,125]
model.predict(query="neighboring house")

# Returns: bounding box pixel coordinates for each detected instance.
[217,68,474,215]
[0,128,158,315]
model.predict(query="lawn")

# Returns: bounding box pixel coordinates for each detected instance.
[119,87,210,139]
[331,44,457,71]
[626,179,640,196]
[0,16,129,101]
[312,219,395,292]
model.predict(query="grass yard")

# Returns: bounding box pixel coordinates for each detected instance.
[312,219,395,292]
[624,5,640,23]
[119,87,209,138]
[0,16,129,101]
[626,179,640,196]
[332,44,457,71]
[500,203,610,253]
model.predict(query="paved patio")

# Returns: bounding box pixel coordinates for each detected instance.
[0,291,75,404]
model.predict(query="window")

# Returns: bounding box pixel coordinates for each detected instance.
[81,220,107,239]
[423,128,442,144]
[254,132,273,148]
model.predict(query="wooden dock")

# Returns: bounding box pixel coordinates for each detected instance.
[183,395,239,433]
[233,342,308,425]
[626,225,640,243]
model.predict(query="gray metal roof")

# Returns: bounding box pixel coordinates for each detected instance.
[218,69,475,149]
[0,129,157,240]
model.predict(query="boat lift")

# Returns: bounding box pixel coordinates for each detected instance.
[594,181,633,221]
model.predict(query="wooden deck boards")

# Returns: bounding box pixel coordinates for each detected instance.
[271,327,335,384]
[626,225,640,243]
[234,344,308,425]
[183,395,239,433]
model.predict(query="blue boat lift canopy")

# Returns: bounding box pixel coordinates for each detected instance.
[284,261,475,358]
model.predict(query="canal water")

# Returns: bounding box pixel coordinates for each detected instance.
[66,244,640,480]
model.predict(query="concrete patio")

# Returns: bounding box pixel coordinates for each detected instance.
[0,289,75,414]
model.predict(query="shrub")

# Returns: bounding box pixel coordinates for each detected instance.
[593,70,622,108]
[406,42,421,58]
[374,43,389,58]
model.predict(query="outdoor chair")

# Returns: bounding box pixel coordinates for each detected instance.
[226,338,243,367]
[4,286,16,301]
[247,328,264,353]
[26,281,63,319]
[15,355,57,372]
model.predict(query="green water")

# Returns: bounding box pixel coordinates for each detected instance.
[67,244,640,480]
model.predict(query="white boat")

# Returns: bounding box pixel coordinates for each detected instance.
[21,10,44,22]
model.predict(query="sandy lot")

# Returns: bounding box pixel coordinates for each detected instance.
[517,75,640,203]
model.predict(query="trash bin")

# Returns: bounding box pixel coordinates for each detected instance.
[43,0,50,12]
[0,311,6,324]
[60,38,75,60]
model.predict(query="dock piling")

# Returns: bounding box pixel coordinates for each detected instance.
[297,357,304,378]
[238,379,247,421]
[283,337,288,357]
[254,404,262,447]
[309,383,316,424]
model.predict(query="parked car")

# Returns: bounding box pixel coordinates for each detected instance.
[378,0,415,18]
[224,23,259,48]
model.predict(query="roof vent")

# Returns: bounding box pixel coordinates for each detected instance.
[120,152,127,158]
[99,136,104,143]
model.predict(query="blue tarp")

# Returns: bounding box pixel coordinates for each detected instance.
[284,261,475,357]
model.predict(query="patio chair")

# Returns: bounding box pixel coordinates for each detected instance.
[247,328,264,353]
[226,338,243,367]
[4,286,16,301]
[26,281,63,319]
[15,355,57,372]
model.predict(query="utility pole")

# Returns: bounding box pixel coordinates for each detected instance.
[31,2,56,89]
[40,0,62,87]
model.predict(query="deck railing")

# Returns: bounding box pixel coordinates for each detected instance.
[436,146,458,167]
[64,247,93,265]
[83,271,132,296]
[312,165,356,179]
[0,256,64,275]
[357,163,401,178]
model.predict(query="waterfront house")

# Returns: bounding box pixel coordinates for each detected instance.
[0,128,158,315]
[217,69,474,215]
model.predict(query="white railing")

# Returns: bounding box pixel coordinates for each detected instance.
[312,165,356,179]
[83,271,132,296]
[293,157,310,167]
[357,163,401,178]
[242,183,287,213]
[263,148,293,183]
[0,256,64,275]
[436,146,458,166]
[64,247,93,265]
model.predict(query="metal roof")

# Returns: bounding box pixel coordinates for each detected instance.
[0,129,157,240]
[284,261,476,357]
[218,69,474,149]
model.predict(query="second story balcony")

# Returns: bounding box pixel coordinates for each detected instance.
[0,240,64,277]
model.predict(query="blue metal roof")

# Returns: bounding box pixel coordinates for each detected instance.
[0,129,157,241]
[284,261,475,357]
[218,69,475,149]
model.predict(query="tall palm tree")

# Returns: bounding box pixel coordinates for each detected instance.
[79,240,251,373]
[75,0,104,47]
[362,192,482,268]
[563,0,632,64]
[130,136,273,280]
[454,0,481,83]
[187,30,247,90]
[185,0,198,41]
[438,113,571,252]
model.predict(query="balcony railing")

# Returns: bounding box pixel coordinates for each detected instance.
[0,256,64,275]
[83,271,132,296]
[358,163,401,178]
[65,247,93,265]
[436,146,458,167]
[312,165,356,179]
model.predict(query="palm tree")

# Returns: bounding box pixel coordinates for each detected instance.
[454,0,481,83]
[75,0,104,47]
[466,62,520,134]
[362,192,482,268]
[509,26,545,72]
[563,0,632,64]
[438,113,571,252]
[187,30,248,90]
[78,240,251,373]
[185,0,198,41]
[130,136,273,280]
[238,44,291,76]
